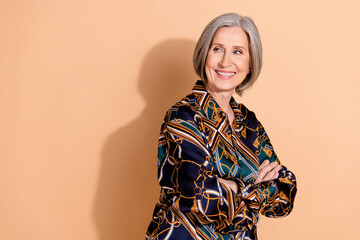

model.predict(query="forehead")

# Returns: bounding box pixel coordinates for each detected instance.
[211,27,249,47]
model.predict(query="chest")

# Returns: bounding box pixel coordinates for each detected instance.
[202,118,261,183]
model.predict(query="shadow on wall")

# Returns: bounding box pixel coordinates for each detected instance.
[93,39,197,239]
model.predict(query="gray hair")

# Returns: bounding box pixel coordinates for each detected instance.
[193,13,263,96]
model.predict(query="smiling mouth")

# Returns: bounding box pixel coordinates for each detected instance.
[215,70,236,77]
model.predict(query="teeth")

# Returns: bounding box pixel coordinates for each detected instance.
[216,71,235,77]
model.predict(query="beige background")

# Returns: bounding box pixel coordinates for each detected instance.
[1,0,359,239]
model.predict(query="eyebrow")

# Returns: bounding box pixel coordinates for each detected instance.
[211,43,246,49]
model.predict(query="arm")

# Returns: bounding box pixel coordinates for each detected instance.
[253,120,297,217]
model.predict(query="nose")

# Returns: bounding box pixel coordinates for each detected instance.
[219,51,232,68]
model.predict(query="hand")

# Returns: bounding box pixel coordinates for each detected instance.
[218,178,239,194]
[255,159,281,184]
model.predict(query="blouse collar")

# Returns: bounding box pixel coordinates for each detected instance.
[191,80,245,124]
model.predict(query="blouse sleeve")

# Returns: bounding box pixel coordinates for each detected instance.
[253,120,297,218]
[158,106,255,230]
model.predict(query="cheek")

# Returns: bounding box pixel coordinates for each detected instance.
[236,59,250,70]
[205,53,219,68]
[204,59,213,78]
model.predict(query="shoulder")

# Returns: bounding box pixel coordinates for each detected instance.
[164,93,200,123]
[238,103,259,129]
[161,94,206,146]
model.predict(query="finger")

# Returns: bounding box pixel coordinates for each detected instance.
[260,161,279,173]
[263,167,277,181]
[259,160,270,171]
[273,165,282,179]
[263,170,276,181]
[256,162,280,183]
[263,165,281,181]
[256,166,270,182]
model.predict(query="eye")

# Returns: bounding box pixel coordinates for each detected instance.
[233,50,243,55]
[213,47,222,52]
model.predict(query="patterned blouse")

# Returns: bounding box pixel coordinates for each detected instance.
[146,80,297,240]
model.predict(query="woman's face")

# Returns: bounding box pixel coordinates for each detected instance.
[205,27,250,95]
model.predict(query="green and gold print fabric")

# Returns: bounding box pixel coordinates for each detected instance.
[146,80,297,240]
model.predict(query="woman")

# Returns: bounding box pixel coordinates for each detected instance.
[146,13,297,240]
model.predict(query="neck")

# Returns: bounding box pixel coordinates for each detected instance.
[205,85,233,114]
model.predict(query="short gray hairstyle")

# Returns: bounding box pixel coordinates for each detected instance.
[193,13,263,96]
